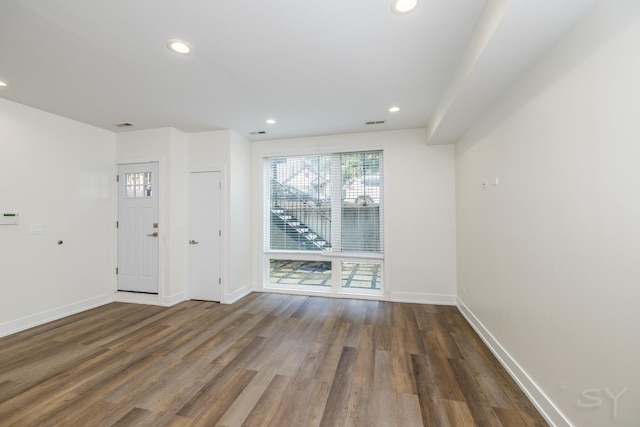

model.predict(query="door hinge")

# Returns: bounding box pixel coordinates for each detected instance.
[116,267,119,275]
[219,229,221,237]
[116,175,119,182]
[116,221,119,228]
[219,182,221,189]
[218,277,221,284]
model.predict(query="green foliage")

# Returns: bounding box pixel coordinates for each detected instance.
[341,152,381,183]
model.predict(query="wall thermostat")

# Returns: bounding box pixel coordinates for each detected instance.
[0,213,19,225]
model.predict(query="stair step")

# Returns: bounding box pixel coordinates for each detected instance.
[272,207,330,249]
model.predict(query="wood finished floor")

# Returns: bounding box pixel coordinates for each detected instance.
[0,293,548,426]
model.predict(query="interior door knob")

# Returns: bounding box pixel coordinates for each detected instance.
[147,232,159,237]
[189,240,199,245]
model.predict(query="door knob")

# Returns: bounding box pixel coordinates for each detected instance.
[147,232,159,237]
[189,240,199,245]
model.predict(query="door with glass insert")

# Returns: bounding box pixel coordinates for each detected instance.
[117,162,159,293]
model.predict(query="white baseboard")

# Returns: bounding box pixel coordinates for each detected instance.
[162,291,187,307]
[256,288,456,305]
[114,291,160,305]
[389,291,456,305]
[456,297,570,427]
[0,294,114,338]
[223,284,253,304]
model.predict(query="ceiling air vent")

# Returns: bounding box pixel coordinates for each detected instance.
[114,122,134,128]
[365,120,386,125]
[250,131,267,135]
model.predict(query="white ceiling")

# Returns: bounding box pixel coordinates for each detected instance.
[0,0,594,142]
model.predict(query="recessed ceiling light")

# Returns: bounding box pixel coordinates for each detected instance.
[0,81,7,87]
[389,106,400,113]
[265,119,276,125]
[167,39,192,54]
[391,0,418,14]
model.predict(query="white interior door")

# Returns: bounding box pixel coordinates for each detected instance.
[189,171,222,301]
[117,162,159,294]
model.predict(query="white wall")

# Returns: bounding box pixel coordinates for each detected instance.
[0,98,115,335]
[456,1,640,425]
[251,128,457,303]
[228,131,252,299]
[188,130,230,171]
[168,128,188,301]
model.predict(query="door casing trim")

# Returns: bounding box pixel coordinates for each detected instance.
[114,159,164,305]
[187,167,225,302]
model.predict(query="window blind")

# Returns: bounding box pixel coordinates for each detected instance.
[340,151,383,253]
[265,151,383,255]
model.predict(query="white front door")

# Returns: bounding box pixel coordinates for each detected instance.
[117,162,160,294]
[189,171,222,301]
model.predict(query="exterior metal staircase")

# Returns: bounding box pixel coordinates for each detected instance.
[270,178,331,251]
[271,207,330,250]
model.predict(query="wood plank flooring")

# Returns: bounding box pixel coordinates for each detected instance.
[0,293,548,426]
